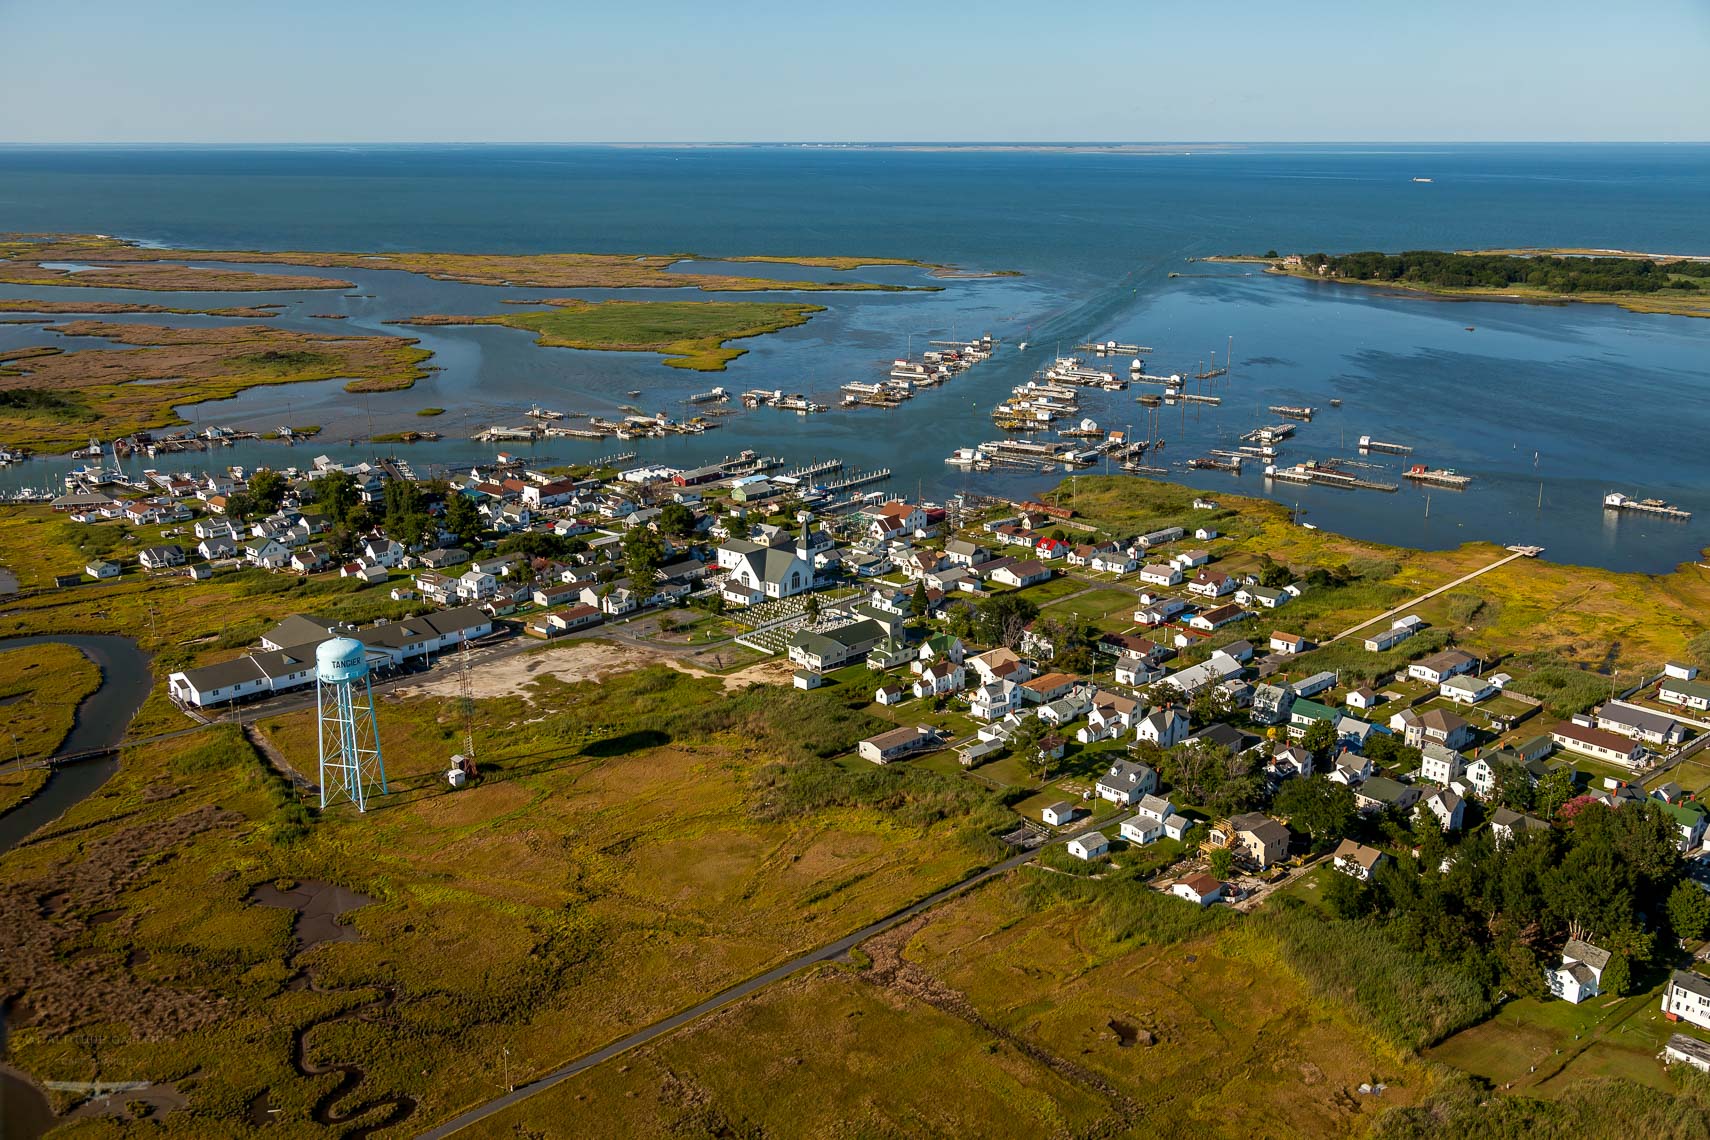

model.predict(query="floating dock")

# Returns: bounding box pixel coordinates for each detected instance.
[1358,436,1413,455]
[686,386,728,404]
[1269,405,1314,421]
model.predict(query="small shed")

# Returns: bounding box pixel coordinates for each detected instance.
[1067,832,1110,861]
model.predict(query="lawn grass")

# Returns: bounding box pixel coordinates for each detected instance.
[1040,586,1137,626]
[1426,983,1681,1097]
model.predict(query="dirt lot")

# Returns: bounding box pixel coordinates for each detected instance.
[397,639,794,702]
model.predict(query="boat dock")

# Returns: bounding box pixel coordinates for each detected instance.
[1242,423,1296,444]
[590,451,639,467]
[686,386,728,404]
[1269,405,1314,421]
[1265,460,1398,492]
[1173,393,1222,406]
[1358,436,1414,455]
[742,389,827,413]
[823,467,891,491]
[1604,492,1691,520]
[1404,465,1472,489]
[776,458,843,480]
[1076,340,1153,355]
[476,425,539,442]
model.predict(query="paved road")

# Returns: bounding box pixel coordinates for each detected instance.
[415,830,1090,1139]
[1325,547,1537,645]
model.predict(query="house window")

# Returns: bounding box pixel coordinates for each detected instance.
[790,572,801,590]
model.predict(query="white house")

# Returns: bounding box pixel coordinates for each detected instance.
[991,559,1051,588]
[137,544,186,571]
[1119,815,1163,846]
[912,662,966,700]
[1332,839,1386,880]
[1114,653,1164,688]
[1095,759,1158,805]
[457,569,498,603]
[1595,703,1688,747]
[1171,873,1222,907]
[1546,939,1610,1004]
[1408,649,1478,685]
[1419,742,1466,786]
[1663,970,1710,1030]
[1440,674,1497,704]
[1091,550,1138,575]
[1187,569,1236,598]
[1135,793,1176,823]
[1270,632,1309,656]
[1418,786,1465,831]
[969,679,1022,721]
[1138,563,1182,587]
[1135,708,1190,748]
[242,538,289,569]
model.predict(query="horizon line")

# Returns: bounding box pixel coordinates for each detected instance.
[1,139,1706,149]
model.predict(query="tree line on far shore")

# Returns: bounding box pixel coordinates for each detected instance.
[1296,249,1710,294]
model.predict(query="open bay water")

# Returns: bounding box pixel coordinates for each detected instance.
[0,143,1706,571]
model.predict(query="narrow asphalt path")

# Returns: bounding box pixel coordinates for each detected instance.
[415,830,1088,1139]
[1325,547,1537,644]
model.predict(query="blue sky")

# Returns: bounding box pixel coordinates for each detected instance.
[2,0,1706,143]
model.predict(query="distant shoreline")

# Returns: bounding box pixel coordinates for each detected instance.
[1203,251,1710,318]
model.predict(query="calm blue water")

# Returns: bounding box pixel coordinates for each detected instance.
[0,143,1706,571]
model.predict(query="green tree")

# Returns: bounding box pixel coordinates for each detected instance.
[1300,719,1338,764]
[803,593,821,623]
[1535,767,1580,819]
[657,501,697,537]
[224,492,256,523]
[248,468,288,512]
[1010,715,1054,781]
[1322,869,1370,918]
[910,581,929,621]
[622,526,666,590]
[1209,847,1235,880]
[1273,776,1357,846]
[1599,950,1632,997]
[497,531,570,561]
[443,493,481,548]
[312,470,358,527]
[974,593,1038,648]
[1668,880,1710,941]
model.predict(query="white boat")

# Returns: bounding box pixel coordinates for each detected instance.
[1412,177,1433,184]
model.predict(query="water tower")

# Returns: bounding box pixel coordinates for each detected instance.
[316,636,388,812]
